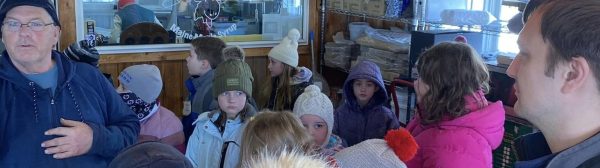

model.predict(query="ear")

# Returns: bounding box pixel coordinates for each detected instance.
[561,57,590,94]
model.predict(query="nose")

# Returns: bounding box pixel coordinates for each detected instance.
[506,57,520,79]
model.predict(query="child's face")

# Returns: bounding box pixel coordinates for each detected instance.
[218,90,247,119]
[300,114,328,147]
[268,58,285,77]
[352,79,379,106]
[414,78,430,104]
[186,46,209,76]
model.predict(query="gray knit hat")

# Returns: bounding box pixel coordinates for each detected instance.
[213,59,254,97]
[119,64,163,103]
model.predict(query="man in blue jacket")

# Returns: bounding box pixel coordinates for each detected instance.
[507,0,600,167]
[0,0,139,167]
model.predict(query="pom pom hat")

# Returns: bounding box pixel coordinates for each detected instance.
[268,29,301,68]
[334,128,418,168]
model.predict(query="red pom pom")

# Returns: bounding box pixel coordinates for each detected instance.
[454,35,468,43]
[384,128,418,162]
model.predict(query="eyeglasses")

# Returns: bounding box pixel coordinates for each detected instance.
[2,20,54,32]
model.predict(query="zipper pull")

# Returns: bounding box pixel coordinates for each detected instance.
[51,98,55,105]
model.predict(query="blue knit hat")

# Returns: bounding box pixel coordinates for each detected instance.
[0,0,62,28]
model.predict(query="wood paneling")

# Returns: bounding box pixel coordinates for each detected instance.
[57,0,76,51]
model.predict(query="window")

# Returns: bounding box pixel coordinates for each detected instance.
[75,0,309,53]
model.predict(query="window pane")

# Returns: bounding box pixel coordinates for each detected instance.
[81,0,306,45]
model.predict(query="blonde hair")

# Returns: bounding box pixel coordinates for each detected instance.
[257,64,297,110]
[242,147,332,168]
[240,111,314,166]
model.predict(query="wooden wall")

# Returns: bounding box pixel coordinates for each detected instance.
[97,48,312,117]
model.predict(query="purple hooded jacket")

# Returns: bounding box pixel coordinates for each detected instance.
[333,61,400,146]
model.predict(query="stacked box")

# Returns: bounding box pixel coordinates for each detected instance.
[324,42,352,70]
[358,46,409,78]
[328,0,344,10]
[346,0,364,13]
[492,118,536,168]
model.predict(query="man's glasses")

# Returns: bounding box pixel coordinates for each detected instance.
[2,20,54,32]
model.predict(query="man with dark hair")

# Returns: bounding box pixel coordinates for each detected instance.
[0,0,139,167]
[507,0,600,167]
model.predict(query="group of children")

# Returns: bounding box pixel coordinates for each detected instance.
[109,28,504,168]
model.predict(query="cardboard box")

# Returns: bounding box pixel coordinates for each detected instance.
[329,0,344,10]
[365,0,386,17]
[345,0,364,13]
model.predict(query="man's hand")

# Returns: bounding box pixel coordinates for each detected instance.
[42,118,93,159]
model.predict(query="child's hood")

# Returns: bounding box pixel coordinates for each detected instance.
[342,61,388,109]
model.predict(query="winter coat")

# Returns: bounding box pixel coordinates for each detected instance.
[406,90,505,168]
[0,50,140,167]
[139,105,184,145]
[317,134,347,157]
[265,67,313,111]
[333,61,400,146]
[185,105,256,168]
[182,70,216,144]
[514,131,600,168]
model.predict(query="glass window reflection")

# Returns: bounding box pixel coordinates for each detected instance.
[81,0,306,46]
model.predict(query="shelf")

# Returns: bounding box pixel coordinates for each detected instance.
[329,9,415,25]
[328,8,514,35]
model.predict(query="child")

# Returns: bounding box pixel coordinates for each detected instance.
[333,61,400,146]
[243,147,332,168]
[182,36,226,144]
[257,28,313,111]
[405,42,504,168]
[239,111,315,167]
[334,128,418,168]
[117,64,184,147]
[185,59,256,168]
[109,141,193,168]
[294,85,346,156]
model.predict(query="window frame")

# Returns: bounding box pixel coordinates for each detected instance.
[72,0,310,54]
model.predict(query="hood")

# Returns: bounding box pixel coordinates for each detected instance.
[342,61,388,110]
[291,66,312,85]
[0,50,76,90]
[434,92,505,148]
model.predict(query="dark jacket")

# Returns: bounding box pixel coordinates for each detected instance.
[117,4,156,30]
[0,50,140,167]
[333,61,400,146]
[182,70,216,144]
[514,131,600,168]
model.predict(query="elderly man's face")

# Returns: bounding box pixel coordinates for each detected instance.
[1,5,59,71]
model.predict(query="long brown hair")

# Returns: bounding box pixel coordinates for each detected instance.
[257,64,297,111]
[240,111,313,166]
[416,42,490,125]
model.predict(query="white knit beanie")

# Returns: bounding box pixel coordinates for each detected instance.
[334,129,418,168]
[118,64,163,103]
[268,28,301,68]
[335,139,407,168]
[293,85,334,148]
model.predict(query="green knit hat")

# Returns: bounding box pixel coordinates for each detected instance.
[213,59,254,97]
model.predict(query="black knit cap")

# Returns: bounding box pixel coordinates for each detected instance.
[0,0,61,27]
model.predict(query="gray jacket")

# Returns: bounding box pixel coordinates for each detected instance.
[546,132,600,167]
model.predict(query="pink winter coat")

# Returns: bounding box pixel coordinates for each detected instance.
[406,91,505,168]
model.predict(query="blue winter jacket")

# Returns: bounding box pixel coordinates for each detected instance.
[333,61,400,146]
[0,50,140,167]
